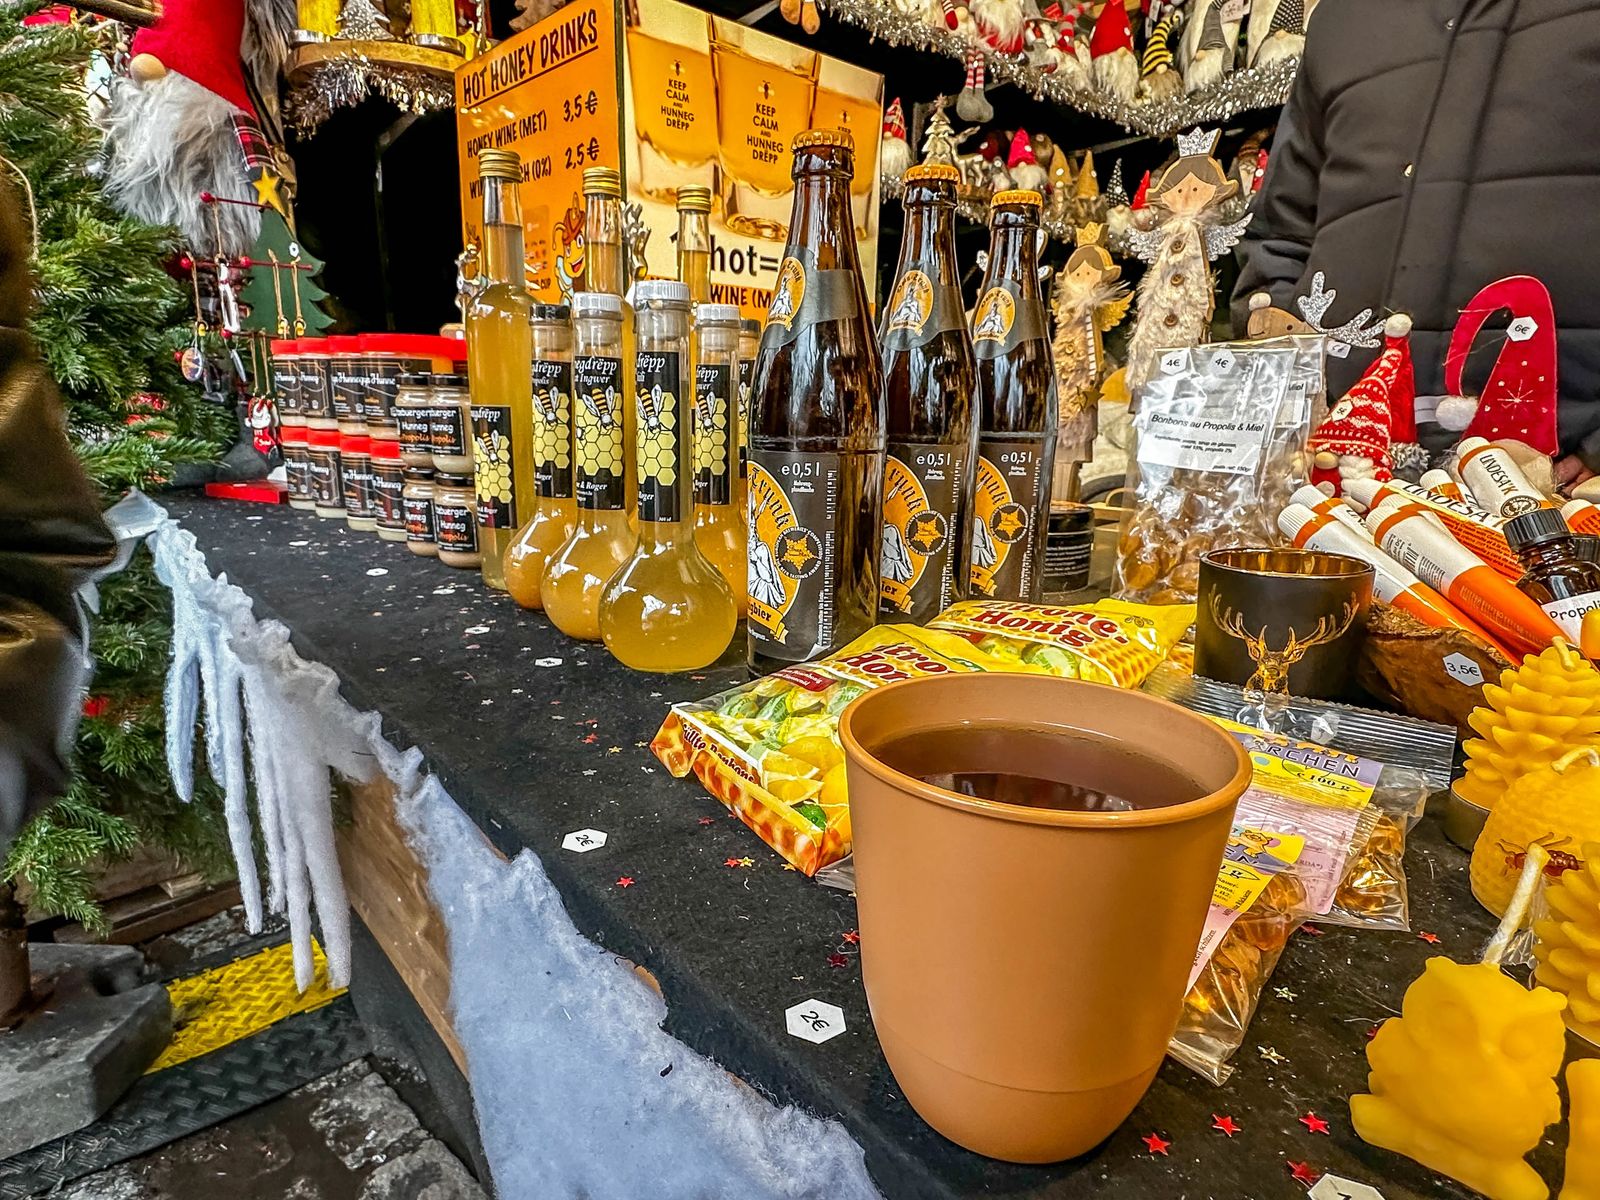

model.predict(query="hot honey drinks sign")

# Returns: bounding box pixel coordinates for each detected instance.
[455,0,882,318]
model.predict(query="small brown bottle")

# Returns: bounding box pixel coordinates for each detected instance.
[1504,507,1600,640]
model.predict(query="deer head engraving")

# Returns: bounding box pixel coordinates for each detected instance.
[1209,595,1359,695]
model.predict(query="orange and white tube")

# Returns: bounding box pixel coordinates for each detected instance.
[1420,469,1465,503]
[1344,476,1522,578]
[1279,503,1513,656]
[1563,498,1600,537]
[1365,498,1563,656]
[1289,485,1373,540]
[1458,437,1556,519]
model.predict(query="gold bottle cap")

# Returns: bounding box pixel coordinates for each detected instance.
[792,128,855,153]
[675,185,712,212]
[582,166,622,197]
[476,149,522,181]
[991,188,1044,208]
[903,163,960,185]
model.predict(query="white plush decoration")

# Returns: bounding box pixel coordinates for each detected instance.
[971,0,1024,52]
[1093,47,1138,103]
[1434,394,1479,432]
[1011,160,1048,192]
[882,133,911,179]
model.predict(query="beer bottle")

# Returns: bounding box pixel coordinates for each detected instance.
[747,128,884,672]
[969,189,1058,601]
[878,163,977,623]
[466,148,536,592]
[735,317,759,522]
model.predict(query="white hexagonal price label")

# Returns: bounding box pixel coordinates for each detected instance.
[786,999,846,1044]
[561,828,608,853]
[1442,652,1485,687]
[1310,1175,1386,1200]
[1506,316,1539,342]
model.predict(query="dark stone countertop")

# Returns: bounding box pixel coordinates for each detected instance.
[164,493,1574,1200]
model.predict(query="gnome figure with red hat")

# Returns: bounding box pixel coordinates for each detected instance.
[1007,129,1048,193]
[882,98,912,181]
[1091,0,1138,103]
[1307,314,1423,495]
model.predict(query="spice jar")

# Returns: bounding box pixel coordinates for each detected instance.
[271,338,302,422]
[297,337,334,424]
[359,334,461,433]
[433,473,481,567]
[340,434,375,530]
[429,373,473,476]
[307,426,344,518]
[282,424,313,510]
[370,438,407,541]
[403,467,438,556]
[395,372,435,468]
[329,335,366,435]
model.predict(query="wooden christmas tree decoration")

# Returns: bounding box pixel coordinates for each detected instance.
[1532,839,1600,1046]
[1565,1060,1600,1200]
[1455,640,1600,809]
[238,211,333,337]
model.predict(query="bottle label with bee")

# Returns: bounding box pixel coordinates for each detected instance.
[573,354,626,511]
[694,362,735,507]
[531,358,573,500]
[635,350,683,523]
[470,404,517,529]
[970,436,1049,600]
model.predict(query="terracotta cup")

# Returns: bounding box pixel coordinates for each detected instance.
[839,674,1251,1163]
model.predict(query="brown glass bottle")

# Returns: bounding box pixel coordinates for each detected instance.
[969,189,1058,602]
[1505,507,1600,639]
[747,128,884,672]
[879,163,977,623]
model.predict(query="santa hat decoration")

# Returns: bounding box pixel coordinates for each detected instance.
[1439,275,1561,455]
[1007,129,1048,192]
[881,98,911,180]
[1308,314,1418,494]
[1130,169,1152,209]
[1090,1,1138,103]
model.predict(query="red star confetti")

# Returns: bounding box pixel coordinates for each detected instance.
[1211,1114,1240,1137]
[1288,1160,1321,1186]
[826,953,849,968]
[616,876,635,888]
[1299,1112,1331,1135]
[841,930,861,945]
[1299,923,1324,936]
[1365,1024,1382,1041]
[724,857,743,868]
[698,817,716,826]
[1140,1133,1171,1156]
[582,733,599,745]
[1418,930,1441,944]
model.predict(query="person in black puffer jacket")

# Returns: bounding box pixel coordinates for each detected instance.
[1232,0,1600,487]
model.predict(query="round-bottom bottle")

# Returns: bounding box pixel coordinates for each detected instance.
[691,304,747,615]
[505,497,576,609]
[542,510,633,640]
[694,507,746,619]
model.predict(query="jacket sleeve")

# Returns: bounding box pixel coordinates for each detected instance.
[0,182,117,851]
[1229,55,1326,333]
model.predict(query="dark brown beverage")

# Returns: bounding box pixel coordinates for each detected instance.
[748,128,884,672]
[873,723,1203,812]
[879,162,978,624]
[970,190,1059,603]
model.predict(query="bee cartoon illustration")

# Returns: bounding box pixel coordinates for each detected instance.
[581,384,618,429]
[638,383,664,433]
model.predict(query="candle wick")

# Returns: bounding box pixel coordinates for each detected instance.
[1481,843,1550,968]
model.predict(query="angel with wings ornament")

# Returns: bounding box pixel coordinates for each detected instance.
[1124,129,1251,391]
[1051,224,1131,477]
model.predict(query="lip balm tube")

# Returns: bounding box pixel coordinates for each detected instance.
[1290,484,1373,539]
[1280,503,1513,657]
[1420,469,1465,503]
[1457,437,1557,519]
[1366,498,1564,656]
[1345,476,1522,578]
[1563,498,1600,537]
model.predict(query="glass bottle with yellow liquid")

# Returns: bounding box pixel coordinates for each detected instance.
[466,148,536,592]
[692,304,746,612]
[579,167,636,520]
[541,292,635,641]
[600,280,736,671]
[503,304,574,609]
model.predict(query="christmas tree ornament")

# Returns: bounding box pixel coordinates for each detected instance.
[956,46,993,122]
[1051,223,1131,475]
[1437,276,1561,455]
[1104,158,1128,208]
[1090,1,1138,102]
[1534,850,1600,1043]
[1006,128,1047,193]
[1307,314,1418,494]
[1472,749,1599,916]
[1245,291,1313,339]
[1351,848,1566,1200]
[919,99,960,166]
[1250,0,1305,66]
[881,97,911,180]
[1564,1061,1600,1196]
[1184,0,1235,92]
[1456,640,1600,809]
[239,210,333,336]
[1137,11,1183,102]
[1123,129,1250,390]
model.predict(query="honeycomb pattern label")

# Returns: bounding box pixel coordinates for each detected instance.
[693,361,733,506]
[471,404,518,528]
[531,358,573,499]
[573,354,626,511]
[635,350,684,523]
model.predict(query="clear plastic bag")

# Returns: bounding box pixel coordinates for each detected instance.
[1324,765,1429,931]
[1117,341,1307,604]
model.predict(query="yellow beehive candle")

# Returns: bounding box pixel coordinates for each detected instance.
[297,0,339,35]
[1532,840,1600,1046]
[1566,1060,1600,1200]
[1456,640,1600,809]
[1472,751,1600,916]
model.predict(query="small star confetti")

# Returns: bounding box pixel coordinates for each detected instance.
[1258,1045,1289,1066]
[841,930,860,945]
[724,857,743,868]
[1299,923,1324,936]
[1288,1160,1321,1186]
[1211,1114,1240,1137]
[737,857,754,867]
[616,876,635,888]
[1299,1112,1331,1135]
[697,817,716,826]
[1418,930,1441,944]
[607,746,622,755]
[1274,986,1297,1001]
[582,769,597,777]
[635,740,648,748]
[782,864,798,871]
[1140,1133,1170,1156]
[826,953,848,968]
[582,734,599,745]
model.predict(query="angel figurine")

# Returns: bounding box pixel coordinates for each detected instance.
[1123,129,1251,391]
[1050,223,1131,493]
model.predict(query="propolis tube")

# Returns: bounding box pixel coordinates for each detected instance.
[1420,469,1465,503]
[1279,503,1513,658]
[1457,437,1557,520]
[1344,476,1522,578]
[1290,484,1373,540]
[1563,498,1600,537]
[1366,497,1564,656]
